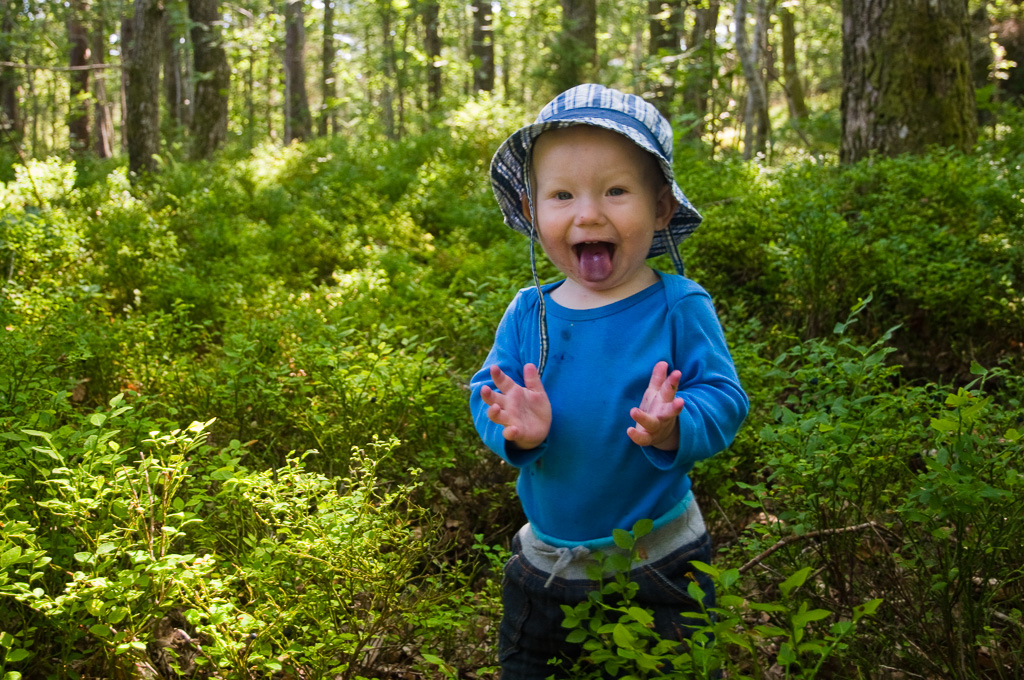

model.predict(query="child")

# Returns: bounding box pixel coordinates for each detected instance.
[469,84,748,679]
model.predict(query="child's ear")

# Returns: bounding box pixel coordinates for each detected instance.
[654,184,678,230]
[521,193,532,223]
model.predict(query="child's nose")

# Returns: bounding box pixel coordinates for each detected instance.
[574,196,601,225]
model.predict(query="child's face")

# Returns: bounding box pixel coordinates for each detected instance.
[527,126,676,303]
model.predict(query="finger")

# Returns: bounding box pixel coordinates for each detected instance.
[490,364,523,393]
[627,425,652,447]
[480,384,498,406]
[487,402,507,425]
[521,363,545,393]
[659,370,682,400]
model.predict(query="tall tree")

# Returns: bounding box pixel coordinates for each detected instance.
[735,0,769,158]
[841,0,977,163]
[122,0,163,176]
[648,0,685,116]
[92,1,113,157]
[554,0,597,91]
[684,0,720,139]
[67,0,91,153]
[162,7,185,130]
[188,0,230,158]
[1,0,21,140]
[421,0,441,109]
[471,0,494,92]
[320,0,336,135]
[284,0,311,141]
[779,4,808,120]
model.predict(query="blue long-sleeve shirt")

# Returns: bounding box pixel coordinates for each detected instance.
[469,272,748,548]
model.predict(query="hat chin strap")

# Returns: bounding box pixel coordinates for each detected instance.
[665,226,686,277]
[524,158,550,377]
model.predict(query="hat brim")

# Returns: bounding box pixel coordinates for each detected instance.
[490,118,702,259]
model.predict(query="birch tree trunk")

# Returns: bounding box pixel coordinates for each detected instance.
[735,0,769,158]
[841,0,976,163]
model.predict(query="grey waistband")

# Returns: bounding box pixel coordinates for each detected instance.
[517,498,707,586]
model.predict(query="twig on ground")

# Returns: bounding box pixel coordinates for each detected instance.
[738,521,881,574]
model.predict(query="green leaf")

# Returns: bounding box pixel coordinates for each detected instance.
[4,671,24,680]
[631,518,653,539]
[612,623,635,648]
[565,628,588,644]
[853,598,883,622]
[612,528,634,551]
[626,606,653,626]
[89,413,107,427]
[0,632,13,648]
[107,607,129,624]
[5,649,30,663]
[689,560,719,579]
[779,567,812,598]
[0,546,22,570]
[969,361,986,376]
[792,608,831,627]
[89,624,111,639]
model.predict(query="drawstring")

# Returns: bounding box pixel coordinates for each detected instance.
[533,544,591,587]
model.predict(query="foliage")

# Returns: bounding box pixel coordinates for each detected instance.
[2,110,1023,678]
[558,520,883,680]
[0,399,490,679]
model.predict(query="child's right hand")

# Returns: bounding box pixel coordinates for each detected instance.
[479,363,551,450]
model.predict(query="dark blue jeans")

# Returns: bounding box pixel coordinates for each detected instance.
[498,531,715,680]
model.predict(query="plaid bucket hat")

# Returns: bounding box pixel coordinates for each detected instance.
[490,83,702,264]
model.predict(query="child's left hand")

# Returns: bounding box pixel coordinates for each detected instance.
[627,361,684,451]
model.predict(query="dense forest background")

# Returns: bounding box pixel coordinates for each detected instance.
[2,1,1024,679]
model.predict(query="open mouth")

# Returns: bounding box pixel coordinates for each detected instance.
[573,241,615,281]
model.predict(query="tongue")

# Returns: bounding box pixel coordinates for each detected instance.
[577,243,613,281]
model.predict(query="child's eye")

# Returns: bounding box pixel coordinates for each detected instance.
[555,191,572,200]
[608,187,626,196]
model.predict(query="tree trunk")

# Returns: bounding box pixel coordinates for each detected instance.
[648,0,685,117]
[422,0,441,109]
[319,0,335,135]
[994,15,1024,103]
[92,5,113,157]
[735,0,769,158]
[779,6,807,120]
[1,1,21,140]
[67,0,91,153]
[554,0,597,91]
[162,10,183,129]
[684,0,719,139]
[379,0,396,138]
[841,0,977,163]
[284,0,311,142]
[123,0,163,177]
[188,0,230,158]
[472,0,494,92]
